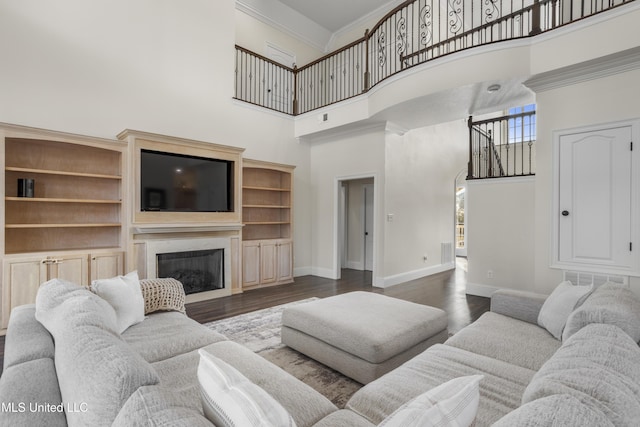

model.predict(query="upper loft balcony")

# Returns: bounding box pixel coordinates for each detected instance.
[235,0,639,138]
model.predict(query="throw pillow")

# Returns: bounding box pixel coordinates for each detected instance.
[378,375,483,427]
[197,349,297,427]
[91,271,145,333]
[537,281,592,340]
[563,281,640,342]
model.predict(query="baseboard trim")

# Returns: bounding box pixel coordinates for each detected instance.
[465,282,500,298]
[310,267,338,279]
[293,266,313,277]
[374,263,455,288]
[346,260,364,270]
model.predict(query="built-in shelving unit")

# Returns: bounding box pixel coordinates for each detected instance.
[242,159,294,289]
[4,137,124,254]
[242,162,292,241]
[1,124,128,330]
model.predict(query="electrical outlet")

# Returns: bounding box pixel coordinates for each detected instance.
[423,254,428,262]
[487,270,494,279]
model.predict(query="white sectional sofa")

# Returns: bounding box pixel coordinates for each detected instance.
[1,278,639,426]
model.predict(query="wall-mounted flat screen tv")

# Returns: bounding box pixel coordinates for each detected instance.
[140,149,234,212]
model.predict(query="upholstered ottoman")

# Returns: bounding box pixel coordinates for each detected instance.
[281,291,448,384]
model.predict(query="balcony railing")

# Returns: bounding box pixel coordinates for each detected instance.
[467,111,536,179]
[235,0,635,115]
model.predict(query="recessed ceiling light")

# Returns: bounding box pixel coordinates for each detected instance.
[487,84,501,93]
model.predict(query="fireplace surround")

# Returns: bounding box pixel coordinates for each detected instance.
[140,236,233,302]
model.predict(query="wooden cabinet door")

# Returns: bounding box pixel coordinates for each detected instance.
[242,241,261,288]
[276,239,293,283]
[2,257,48,328]
[50,254,89,287]
[90,251,124,282]
[259,240,278,285]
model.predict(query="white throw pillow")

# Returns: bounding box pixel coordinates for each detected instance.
[537,280,592,340]
[197,349,296,427]
[91,271,145,333]
[378,375,483,427]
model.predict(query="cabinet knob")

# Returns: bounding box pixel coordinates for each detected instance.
[562,210,570,217]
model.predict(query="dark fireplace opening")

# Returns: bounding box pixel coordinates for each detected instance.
[157,249,224,295]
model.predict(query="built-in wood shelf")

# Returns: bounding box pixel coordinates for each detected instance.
[6,223,121,229]
[5,166,121,180]
[6,197,121,204]
[243,204,289,209]
[243,185,290,192]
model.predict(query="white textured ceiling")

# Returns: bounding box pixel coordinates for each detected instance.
[277,0,396,32]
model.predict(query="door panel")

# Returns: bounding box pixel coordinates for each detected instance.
[558,125,632,268]
[260,241,277,284]
[364,184,374,271]
[276,240,293,283]
[242,241,261,288]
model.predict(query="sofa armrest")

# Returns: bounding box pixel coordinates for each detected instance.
[490,289,548,325]
[139,278,186,315]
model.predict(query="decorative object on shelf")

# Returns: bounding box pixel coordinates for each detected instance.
[17,178,34,198]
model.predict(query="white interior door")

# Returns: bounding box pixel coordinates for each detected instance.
[364,184,374,271]
[558,124,633,269]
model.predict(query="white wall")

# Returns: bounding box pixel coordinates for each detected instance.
[533,68,640,296]
[382,120,468,285]
[0,0,313,273]
[466,177,536,296]
[309,127,386,279]
[235,9,323,66]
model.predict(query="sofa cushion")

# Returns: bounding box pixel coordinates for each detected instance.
[378,375,483,427]
[0,358,67,427]
[113,385,211,427]
[490,289,547,324]
[202,341,337,427]
[198,349,297,427]
[152,349,206,413]
[523,323,640,425]
[35,278,160,427]
[445,311,561,371]
[312,410,375,427]
[91,270,145,333]
[537,281,592,340]
[122,311,227,363]
[139,277,186,314]
[493,394,614,427]
[3,304,55,370]
[563,281,640,342]
[346,344,535,426]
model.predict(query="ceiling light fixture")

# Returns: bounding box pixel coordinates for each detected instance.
[487,84,501,93]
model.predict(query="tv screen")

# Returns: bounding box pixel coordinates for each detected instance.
[140,149,234,212]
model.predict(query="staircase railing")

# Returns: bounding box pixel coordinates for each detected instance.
[235,0,635,115]
[467,111,536,179]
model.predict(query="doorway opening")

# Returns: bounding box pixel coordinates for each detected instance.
[337,176,375,279]
[455,169,467,257]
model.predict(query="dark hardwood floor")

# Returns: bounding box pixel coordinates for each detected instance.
[0,259,489,374]
[187,258,488,333]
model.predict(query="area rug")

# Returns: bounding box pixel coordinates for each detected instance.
[204,298,362,408]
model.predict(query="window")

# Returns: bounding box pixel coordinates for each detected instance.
[508,104,536,144]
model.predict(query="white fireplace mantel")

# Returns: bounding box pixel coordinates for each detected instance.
[132,223,244,235]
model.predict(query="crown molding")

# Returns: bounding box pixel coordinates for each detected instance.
[235,0,331,52]
[524,46,640,93]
